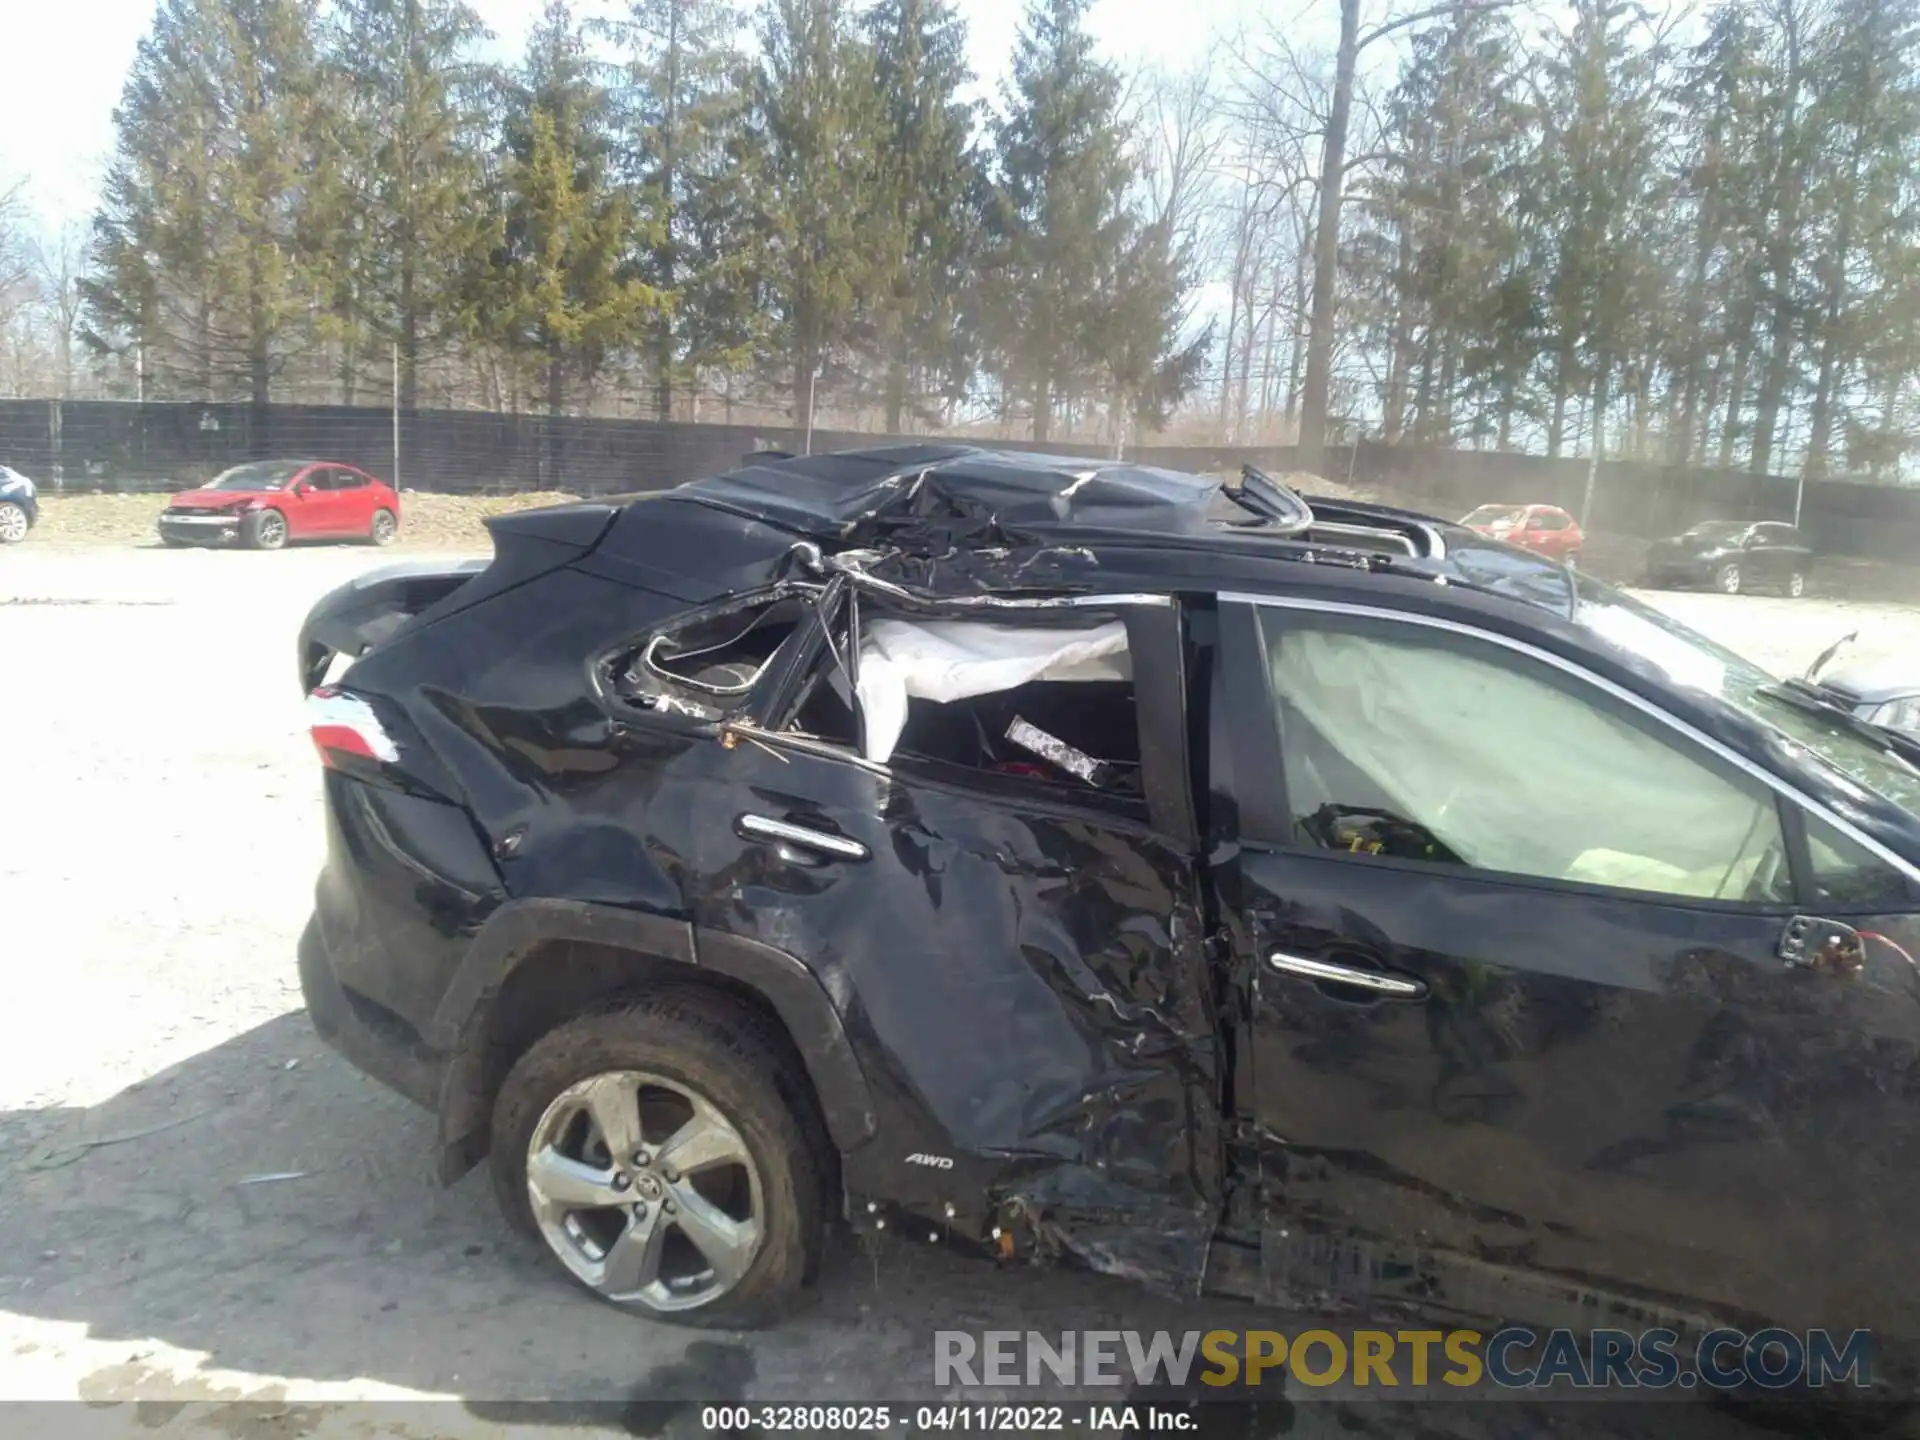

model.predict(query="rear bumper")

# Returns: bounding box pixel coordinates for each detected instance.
[299,910,446,1112]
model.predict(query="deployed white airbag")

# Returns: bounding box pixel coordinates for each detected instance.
[855,617,1131,763]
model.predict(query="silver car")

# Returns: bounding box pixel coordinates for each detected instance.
[1819,657,1920,740]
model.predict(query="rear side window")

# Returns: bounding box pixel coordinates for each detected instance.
[332,468,368,489]
[1531,510,1569,530]
[778,600,1147,810]
[1253,610,1793,904]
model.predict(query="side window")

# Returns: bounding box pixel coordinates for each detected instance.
[1804,813,1917,909]
[781,602,1146,807]
[1532,510,1568,531]
[1253,610,1794,904]
[332,468,368,489]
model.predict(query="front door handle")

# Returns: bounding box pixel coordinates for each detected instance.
[1267,951,1427,999]
[737,814,869,862]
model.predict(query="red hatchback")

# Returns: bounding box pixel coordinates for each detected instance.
[1461,502,1583,567]
[158,460,401,551]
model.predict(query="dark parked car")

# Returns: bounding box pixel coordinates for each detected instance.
[1644,519,1812,596]
[0,464,38,544]
[298,446,1920,1357]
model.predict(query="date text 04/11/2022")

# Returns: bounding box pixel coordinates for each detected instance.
[698,1406,1196,1432]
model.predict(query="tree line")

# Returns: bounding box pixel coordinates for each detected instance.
[36,0,1204,450]
[4,0,1920,482]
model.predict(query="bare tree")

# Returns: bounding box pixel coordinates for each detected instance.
[30,223,88,397]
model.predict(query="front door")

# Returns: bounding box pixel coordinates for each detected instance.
[1215,596,1920,1337]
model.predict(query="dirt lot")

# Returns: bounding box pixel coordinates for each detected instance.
[2,538,1915,1438]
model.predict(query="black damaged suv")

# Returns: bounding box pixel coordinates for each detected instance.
[299,444,1920,1345]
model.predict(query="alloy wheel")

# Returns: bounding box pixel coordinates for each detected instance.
[1717,562,1742,595]
[524,1070,764,1313]
[0,502,27,543]
[1788,572,1806,598]
[371,510,397,545]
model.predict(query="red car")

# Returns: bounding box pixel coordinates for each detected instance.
[157,460,400,550]
[1461,502,1583,567]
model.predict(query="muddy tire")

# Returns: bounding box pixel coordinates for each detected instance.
[490,993,826,1328]
[241,508,288,550]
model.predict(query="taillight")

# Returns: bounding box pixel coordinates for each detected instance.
[307,687,399,767]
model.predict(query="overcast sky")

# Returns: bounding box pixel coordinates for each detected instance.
[0,0,1291,236]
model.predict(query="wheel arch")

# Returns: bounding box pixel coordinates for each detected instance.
[429,898,876,1185]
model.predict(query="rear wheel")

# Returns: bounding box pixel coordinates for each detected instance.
[1564,550,1580,571]
[1786,570,1807,599]
[241,508,288,551]
[1716,561,1742,595]
[490,994,825,1328]
[368,508,397,546]
[0,501,28,544]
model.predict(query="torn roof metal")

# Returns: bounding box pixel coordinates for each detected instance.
[666,443,1266,547]
[581,443,1594,626]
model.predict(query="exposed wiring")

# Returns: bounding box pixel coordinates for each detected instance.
[1861,930,1919,970]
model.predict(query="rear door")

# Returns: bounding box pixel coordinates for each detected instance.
[293,467,351,536]
[1214,594,1920,1336]
[327,466,378,535]
[1755,522,1810,586]
[665,588,1223,1284]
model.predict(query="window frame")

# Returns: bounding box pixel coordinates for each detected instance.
[1217,592,1891,914]
[592,581,831,729]
[741,586,1191,838]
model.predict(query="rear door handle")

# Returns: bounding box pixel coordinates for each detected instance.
[1268,951,1427,999]
[737,814,869,862]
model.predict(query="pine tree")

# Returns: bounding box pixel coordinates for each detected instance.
[599,0,745,418]
[1798,0,1920,479]
[321,0,493,408]
[85,0,321,403]
[864,0,980,432]
[984,0,1136,441]
[1533,0,1669,483]
[487,1,666,417]
[742,0,885,423]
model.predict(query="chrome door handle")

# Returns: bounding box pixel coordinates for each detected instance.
[737,814,869,861]
[1267,951,1426,998]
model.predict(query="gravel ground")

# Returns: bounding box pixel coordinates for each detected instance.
[1,541,1915,1439]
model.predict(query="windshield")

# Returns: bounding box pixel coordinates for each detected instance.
[1463,505,1523,527]
[1572,576,1920,815]
[203,461,302,492]
[1682,521,1749,544]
